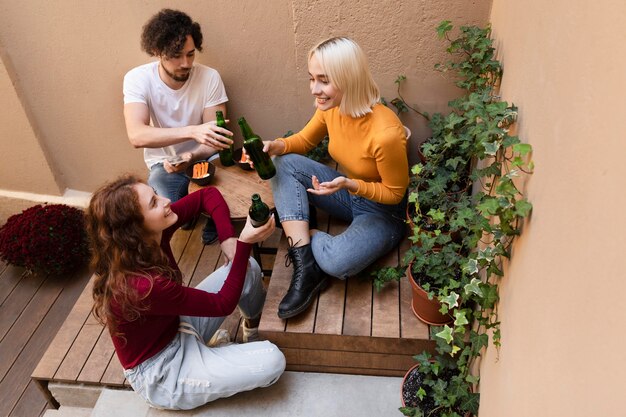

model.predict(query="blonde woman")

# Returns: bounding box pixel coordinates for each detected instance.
[263,37,409,319]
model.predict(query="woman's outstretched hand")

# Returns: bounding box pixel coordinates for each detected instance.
[239,214,276,244]
[307,175,357,196]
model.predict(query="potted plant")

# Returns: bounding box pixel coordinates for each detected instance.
[0,204,90,276]
[374,21,534,415]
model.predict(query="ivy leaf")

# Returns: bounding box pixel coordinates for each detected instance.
[454,311,469,327]
[477,196,499,215]
[480,283,499,309]
[515,199,533,217]
[436,325,454,344]
[437,20,453,38]
[513,143,532,156]
[451,345,461,356]
[411,163,422,176]
[466,374,480,385]
[463,259,479,275]
[464,278,483,297]
[484,141,499,156]
[441,292,460,309]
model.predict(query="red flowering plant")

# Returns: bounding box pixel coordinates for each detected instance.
[0,204,90,276]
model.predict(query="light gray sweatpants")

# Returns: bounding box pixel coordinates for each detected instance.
[123,258,286,410]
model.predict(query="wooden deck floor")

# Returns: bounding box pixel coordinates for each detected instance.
[0,259,92,417]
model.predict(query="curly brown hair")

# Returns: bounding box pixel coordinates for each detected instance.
[85,174,180,337]
[140,9,203,58]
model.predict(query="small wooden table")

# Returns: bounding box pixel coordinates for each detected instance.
[189,159,276,274]
[188,159,274,220]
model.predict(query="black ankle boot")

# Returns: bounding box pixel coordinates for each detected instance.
[277,242,328,319]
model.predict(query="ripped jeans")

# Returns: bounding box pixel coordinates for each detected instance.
[123,258,286,410]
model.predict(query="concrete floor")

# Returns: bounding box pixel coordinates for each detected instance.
[90,371,404,417]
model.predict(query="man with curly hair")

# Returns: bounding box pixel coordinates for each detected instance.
[123,9,232,245]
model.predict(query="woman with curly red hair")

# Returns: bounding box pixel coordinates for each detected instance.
[85,174,285,410]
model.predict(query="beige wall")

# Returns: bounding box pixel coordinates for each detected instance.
[480,1,626,416]
[0,48,60,194]
[0,0,489,195]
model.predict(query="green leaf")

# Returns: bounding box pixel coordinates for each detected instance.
[480,283,499,308]
[513,143,532,155]
[437,20,453,38]
[451,345,461,356]
[484,141,499,156]
[477,196,500,216]
[436,325,454,344]
[454,311,469,327]
[463,259,479,275]
[417,387,427,400]
[466,374,480,384]
[441,292,460,308]
[464,278,483,297]
[515,199,533,217]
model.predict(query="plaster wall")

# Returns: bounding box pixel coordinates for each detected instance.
[0,0,489,194]
[0,49,59,194]
[479,1,626,416]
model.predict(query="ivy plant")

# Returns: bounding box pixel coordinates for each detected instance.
[373,21,534,416]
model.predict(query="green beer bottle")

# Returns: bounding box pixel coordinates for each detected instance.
[216,111,234,166]
[237,117,276,180]
[249,194,271,227]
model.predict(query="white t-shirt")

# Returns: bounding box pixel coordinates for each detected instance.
[123,61,228,169]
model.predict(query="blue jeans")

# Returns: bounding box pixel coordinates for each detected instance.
[271,154,407,279]
[148,163,189,202]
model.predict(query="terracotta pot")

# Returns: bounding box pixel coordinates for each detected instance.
[407,266,453,326]
[401,363,473,416]
[400,363,421,408]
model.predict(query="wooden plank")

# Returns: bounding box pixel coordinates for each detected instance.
[262,331,433,356]
[77,326,114,384]
[342,277,372,337]
[100,353,126,386]
[281,347,417,372]
[170,226,193,263]
[8,379,49,417]
[0,264,23,305]
[258,234,290,334]
[0,274,63,378]
[285,210,331,334]
[312,214,347,336]
[54,322,103,382]
[0,271,46,341]
[372,246,401,338]
[32,277,94,380]
[177,219,206,287]
[288,364,405,377]
[0,267,89,415]
[187,238,222,288]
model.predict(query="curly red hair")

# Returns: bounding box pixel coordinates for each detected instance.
[85,174,179,337]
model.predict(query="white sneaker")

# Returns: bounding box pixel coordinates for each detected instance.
[207,329,231,347]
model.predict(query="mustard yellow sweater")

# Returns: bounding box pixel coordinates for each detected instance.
[277,104,408,204]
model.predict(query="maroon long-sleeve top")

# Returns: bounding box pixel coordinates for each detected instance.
[110,187,252,369]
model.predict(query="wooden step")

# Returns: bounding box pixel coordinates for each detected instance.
[259,215,435,377]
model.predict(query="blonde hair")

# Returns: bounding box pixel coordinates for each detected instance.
[309,37,380,118]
